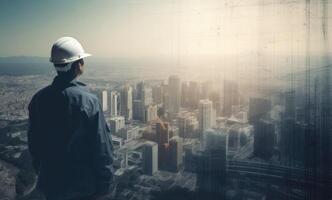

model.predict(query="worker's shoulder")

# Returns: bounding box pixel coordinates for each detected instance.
[63,82,100,111]
[28,85,54,111]
[30,85,52,102]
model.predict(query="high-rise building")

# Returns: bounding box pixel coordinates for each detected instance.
[144,104,158,123]
[280,118,305,164]
[188,81,200,109]
[152,84,163,105]
[177,111,199,138]
[156,122,170,170]
[156,122,170,144]
[198,99,213,139]
[133,100,144,121]
[110,91,120,116]
[168,75,181,115]
[201,81,213,99]
[136,81,145,101]
[109,116,125,134]
[248,97,271,124]
[120,84,133,121]
[181,82,190,107]
[228,128,241,153]
[136,81,152,106]
[197,128,228,195]
[169,136,183,172]
[101,90,108,112]
[142,141,158,175]
[253,119,275,159]
[209,91,221,116]
[284,90,296,119]
[161,82,169,112]
[117,124,140,143]
[222,80,239,117]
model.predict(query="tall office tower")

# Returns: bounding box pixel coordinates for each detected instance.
[120,84,133,121]
[109,116,125,134]
[156,122,170,170]
[248,97,272,124]
[136,81,145,101]
[142,141,158,175]
[156,122,170,144]
[222,80,239,117]
[197,128,228,195]
[177,111,199,138]
[284,90,296,119]
[188,81,200,109]
[152,85,163,105]
[161,82,169,111]
[209,91,221,116]
[136,80,152,106]
[110,91,119,116]
[198,99,213,140]
[168,75,181,115]
[253,119,275,159]
[316,67,332,199]
[201,80,213,99]
[181,82,190,107]
[144,104,158,123]
[133,100,144,121]
[169,136,183,172]
[228,128,241,153]
[143,88,153,106]
[280,118,305,164]
[101,90,108,112]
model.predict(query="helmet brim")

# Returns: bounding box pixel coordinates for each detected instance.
[79,53,92,60]
[50,53,92,64]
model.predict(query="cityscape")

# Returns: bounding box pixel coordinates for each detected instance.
[0,0,332,200]
[0,60,331,199]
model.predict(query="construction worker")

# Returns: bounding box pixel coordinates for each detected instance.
[28,37,114,200]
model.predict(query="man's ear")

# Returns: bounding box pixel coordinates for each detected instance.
[75,61,84,76]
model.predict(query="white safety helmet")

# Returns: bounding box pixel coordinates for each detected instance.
[50,37,91,71]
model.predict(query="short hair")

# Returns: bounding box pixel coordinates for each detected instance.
[54,59,84,75]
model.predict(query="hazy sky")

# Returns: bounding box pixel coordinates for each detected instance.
[0,0,331,58]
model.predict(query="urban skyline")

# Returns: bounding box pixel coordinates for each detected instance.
[0,0,332,200]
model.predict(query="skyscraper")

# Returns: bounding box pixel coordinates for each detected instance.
[169,136,183,172]
[253,119,275,160]
[198,99,213,140]
[133,100,144,121]
[181,82,190,107]
[168,75,181,115]
[197,128,228,195]
[120,84,133,121]
[201,81,213,99]
[177,111,199,138]
[109,116,125,134]
[284,90,296,119]
[156,122,170,170]
[101,90,108,112]
[142,141,158,175]
[248,97,271,124]
[152,84,163,105]
[156,122,170,145]
[222,80,239,117]
[188,81,200,109]
[144,104,158,123]
[136,80,152,106]
[110,91,119,116]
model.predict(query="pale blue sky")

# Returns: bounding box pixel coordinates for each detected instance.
[0,0,331,58]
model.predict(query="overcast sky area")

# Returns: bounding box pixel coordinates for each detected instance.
[0,0,331,59]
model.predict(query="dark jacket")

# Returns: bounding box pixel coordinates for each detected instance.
[28,76,114,200]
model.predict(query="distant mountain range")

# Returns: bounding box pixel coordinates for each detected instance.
[0,56,48,64]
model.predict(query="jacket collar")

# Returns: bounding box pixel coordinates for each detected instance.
[51,75,86,89]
